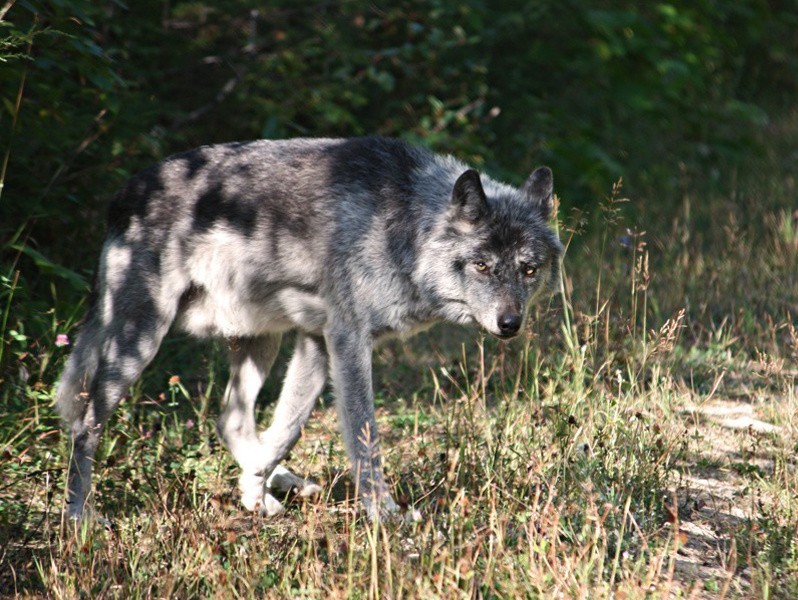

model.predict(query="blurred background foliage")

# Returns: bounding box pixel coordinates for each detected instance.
[1,0,797,377]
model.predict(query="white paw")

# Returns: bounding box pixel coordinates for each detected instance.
[266,464,322,498]
[298,482,323,498]
[260,493,285,516]
[238,472,265,512]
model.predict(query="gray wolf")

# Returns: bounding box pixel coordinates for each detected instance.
[55,137,563,521]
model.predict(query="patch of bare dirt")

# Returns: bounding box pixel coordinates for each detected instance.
[668,395,789,598]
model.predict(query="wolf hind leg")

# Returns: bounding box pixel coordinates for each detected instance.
[58,271,181,520]
[217,334,283,512]
[56,311,103,520]
[258,334,327,507]
[218,333,327,514]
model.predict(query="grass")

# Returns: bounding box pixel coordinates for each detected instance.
[1,123,797,598]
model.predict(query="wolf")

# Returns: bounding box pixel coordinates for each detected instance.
[55,136,563,521]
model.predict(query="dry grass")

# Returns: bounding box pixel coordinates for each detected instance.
[2,131,798,597]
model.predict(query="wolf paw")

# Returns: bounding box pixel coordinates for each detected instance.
[241,466,321,515]
[259,493,286,516]
[239,472,266,512]
[363,494,400,523]
[362,496,422,524]
[64,506,113,530]
[266,464,322,498]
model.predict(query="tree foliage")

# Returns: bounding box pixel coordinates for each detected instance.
[1,0,796,373]
[2,1,796,223]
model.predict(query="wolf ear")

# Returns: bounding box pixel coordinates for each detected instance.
[450,169,487,224]
[522,166,554,220]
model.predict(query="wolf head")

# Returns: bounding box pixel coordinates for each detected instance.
[425,166,563,339]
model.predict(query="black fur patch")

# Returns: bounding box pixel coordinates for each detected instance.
[328,137,424,199]
[106,165,166,236]
[192,179,259,237]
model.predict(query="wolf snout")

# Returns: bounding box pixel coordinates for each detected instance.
[497,313,522,337]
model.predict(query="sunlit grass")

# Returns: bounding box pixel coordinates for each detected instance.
[1,172,797,597]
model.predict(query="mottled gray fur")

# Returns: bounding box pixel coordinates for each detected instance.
[55,137,563,521]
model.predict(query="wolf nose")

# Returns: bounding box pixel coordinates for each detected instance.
[497,314,521,336]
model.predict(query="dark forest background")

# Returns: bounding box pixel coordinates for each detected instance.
[1,0,797,382]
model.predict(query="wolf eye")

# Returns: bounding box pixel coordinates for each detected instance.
[474,261,489,273]
[523,264,537,277]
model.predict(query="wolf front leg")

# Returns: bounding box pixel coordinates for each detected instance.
[325,324,398,521]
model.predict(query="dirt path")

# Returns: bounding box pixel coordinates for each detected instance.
[670,395,788,597]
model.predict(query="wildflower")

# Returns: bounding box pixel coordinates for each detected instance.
[185,419,195,429]
[168,375,180,385]
[55,334,70,347]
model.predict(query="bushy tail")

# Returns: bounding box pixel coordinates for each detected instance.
[55,311,102,426]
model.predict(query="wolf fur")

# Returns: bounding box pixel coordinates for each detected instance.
[55,137,563,521]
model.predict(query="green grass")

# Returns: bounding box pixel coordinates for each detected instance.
[2,128,798,597]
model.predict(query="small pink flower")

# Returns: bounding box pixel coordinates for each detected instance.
[185,419,195,429]
[55,334,70,347]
